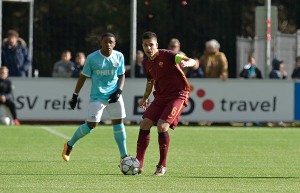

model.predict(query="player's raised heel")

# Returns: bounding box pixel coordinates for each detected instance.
[138,167,143,174]
[153,165,167,176]
[62,142,73,162]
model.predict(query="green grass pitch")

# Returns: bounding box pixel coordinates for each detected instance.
[0,125,299,193]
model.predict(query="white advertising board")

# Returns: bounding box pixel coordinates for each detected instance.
[10,78,298,122]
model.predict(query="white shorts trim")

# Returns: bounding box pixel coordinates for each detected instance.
[86,95,126,122]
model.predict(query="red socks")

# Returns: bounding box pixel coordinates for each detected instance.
[136,129,170,168]
[136,129,150,168]
[158,131,170,167]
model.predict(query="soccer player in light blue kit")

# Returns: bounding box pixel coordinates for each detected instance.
[62,32,128,163]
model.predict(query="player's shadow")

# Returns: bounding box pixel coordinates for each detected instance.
[173,176,299,179]
[0,173,121,176]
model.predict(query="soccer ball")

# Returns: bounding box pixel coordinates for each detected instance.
[0,117,11,125]
[120,156,140,175]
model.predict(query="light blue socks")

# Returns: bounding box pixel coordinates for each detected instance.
[113,123,128,158]
[68,123,92,147]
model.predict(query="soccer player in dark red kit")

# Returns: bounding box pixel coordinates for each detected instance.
[136,31,196,176]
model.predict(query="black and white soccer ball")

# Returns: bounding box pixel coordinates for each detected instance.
[120,156,140,175]
[0,117,11,125]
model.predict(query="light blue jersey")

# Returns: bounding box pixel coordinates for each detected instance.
[82,49,125,102]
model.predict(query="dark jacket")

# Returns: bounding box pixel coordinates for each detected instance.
[269,59,286,79]
[0,78,14,101]
[71,63,83,78]
[291,68,300,79]
[239,64,263,79]
[135,63,146,78]
[1,39,31,77]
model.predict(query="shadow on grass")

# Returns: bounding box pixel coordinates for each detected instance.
[0,173,298,179]
[0,173,121,176]
[173,176,299,179]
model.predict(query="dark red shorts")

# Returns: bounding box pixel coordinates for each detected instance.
[143,97,188,129]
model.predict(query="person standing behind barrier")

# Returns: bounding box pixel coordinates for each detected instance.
[71,52,86,78]
[269,58,287,79]
[198,39,228,126]
[1,30,31,77]
[291,56,300,81]
[135,50,146,78]
[239,56,262,79]
[168,38,186,56]
[0,67,20,125]
[199,39,228,80]
[269,58,287,127]
[52,50,75,78]
[239,56,263,127]
[168,38,198,78]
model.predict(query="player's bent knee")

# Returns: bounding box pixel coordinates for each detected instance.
[112,119,122,125]
[86,121,98,129]
[140,118,153,130]
[157,120,170,133]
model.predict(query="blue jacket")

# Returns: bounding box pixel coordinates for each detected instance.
[1,40,31,77]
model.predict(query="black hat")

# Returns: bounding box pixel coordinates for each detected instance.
[272,58,283,70]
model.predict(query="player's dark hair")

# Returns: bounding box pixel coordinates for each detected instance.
[142,31,157,40]
[101,32,116,40]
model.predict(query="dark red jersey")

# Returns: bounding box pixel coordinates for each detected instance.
[143,49,190,100]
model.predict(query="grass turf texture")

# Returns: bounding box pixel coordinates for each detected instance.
[0,125,299,193]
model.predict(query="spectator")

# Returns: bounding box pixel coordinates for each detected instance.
[239,56,263,79]
[291,56,300,81]
[0,66,20,125]
[269,58,287,127]
[199,39,228,80]
[269,58,287,79]
[168,38,186,56]
[71,52,86,78]
[168,38,200,78]
[135,50,146,78]
[1,30,31,77]
[52,50,75,77]
[185,58,204,78]
[239,56,263,127]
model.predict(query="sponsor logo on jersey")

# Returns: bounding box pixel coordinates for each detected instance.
[113,62,119,67]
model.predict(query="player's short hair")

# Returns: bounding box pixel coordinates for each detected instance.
[101,32,116,40]
[142,31,157,40]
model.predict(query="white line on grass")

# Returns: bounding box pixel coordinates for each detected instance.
[40,126,70,139]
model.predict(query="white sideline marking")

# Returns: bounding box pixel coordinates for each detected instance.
[41,126,70,139]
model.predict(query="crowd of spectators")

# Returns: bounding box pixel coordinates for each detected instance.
[1,29,299,127]
[2,29,298,81]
